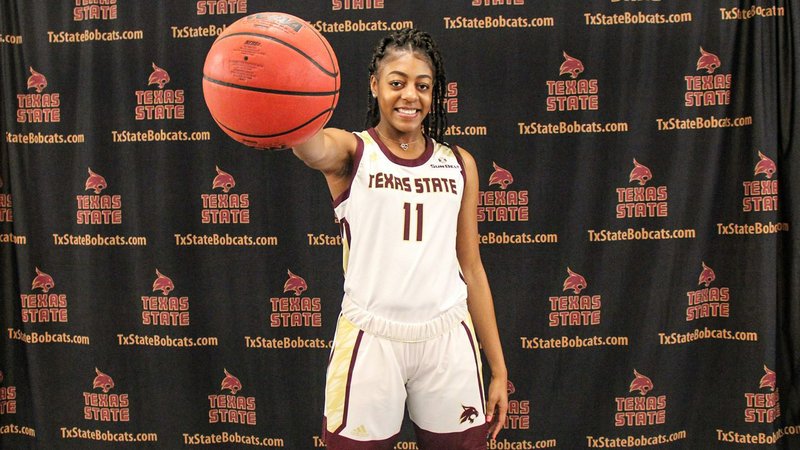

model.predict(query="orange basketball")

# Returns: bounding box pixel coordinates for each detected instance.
[202,12,340,149]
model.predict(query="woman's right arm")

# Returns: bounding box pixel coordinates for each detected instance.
[292,128,357,176]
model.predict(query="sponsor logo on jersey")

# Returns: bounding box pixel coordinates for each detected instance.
[84,368,130,422]
[549,267,601,327]
[0,370,17,415]
[202,166,250,224]
[17,67,61,123]
[21,267,68,323]
[269,270,321,327]
[208,369,257,425]
[197,0,246,15]
[546,52,598,111]
[77,168,123,224]
[743,151,778,212]
[479,163,528,222]
[684,47,731,107]
[135,63,185,120]
[616,159,668,218]
[744,365,780,423]
[74,0,118,21]
[614,370,666,427]
[686,262,730,321]
[141,269,190,326]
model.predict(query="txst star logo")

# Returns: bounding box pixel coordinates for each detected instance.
[209,369,257,425]
[549,267,601,327]
[27,67,47,93]
[546,51,598,111]
[614,369,666,427]
[202,166,250,224]
[478,162,528,222]
[17,67,60,123]
[0,370,17,415]
[84,368,130,422]
[745,365,780,423]
[685,46,731,107]
[135,62,184,120]
[743,151,778,212]
[22,267,68,323]
[460,405,479,424]
[77,168,122,224]
[686,262,730,321]
[616,159,667,219]
[142,269,189,326]
[269,270,321,327]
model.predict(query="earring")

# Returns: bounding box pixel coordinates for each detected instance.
[371,92,376,98]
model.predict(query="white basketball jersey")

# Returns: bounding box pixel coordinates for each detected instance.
[333,129,468,341]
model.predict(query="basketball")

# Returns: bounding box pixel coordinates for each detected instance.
[202,12,340,149]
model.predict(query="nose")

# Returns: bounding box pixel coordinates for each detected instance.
[400,84,418,102]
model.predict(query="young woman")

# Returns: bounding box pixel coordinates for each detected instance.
[292,29,508,450]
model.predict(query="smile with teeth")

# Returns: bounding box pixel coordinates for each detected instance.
[396,107,419,116]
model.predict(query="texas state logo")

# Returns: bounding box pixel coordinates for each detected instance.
[504,380,530,430]
[208,369,257,425]
[17,67,61,123]
[548,267,601,327]
[83,368,130,422]
[743,151,778,212]
[74,0,118,21]
[0,370,17,415]
[478,162,529,222]
[135,63,185,120]
[201,166,250,224]
[685,261,730,321]
[269,270,321,327]
[0,176,12,222]
[77,168,123,224]
[545,51,599,111]
[744,365,780,423]
[140,269,190,326]
[20,267,68,323]
[616,159,668,218]
[197,0,246,15]
[684,47,731,107]
[614,370,667,427]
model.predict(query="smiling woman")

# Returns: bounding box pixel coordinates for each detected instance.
[290,28,508,450]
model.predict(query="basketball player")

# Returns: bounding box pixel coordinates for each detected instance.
[292,29,507,449]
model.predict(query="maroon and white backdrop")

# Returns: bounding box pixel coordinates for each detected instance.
[1,1,798,449]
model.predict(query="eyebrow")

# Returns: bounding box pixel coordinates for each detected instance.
[386,70,433,80]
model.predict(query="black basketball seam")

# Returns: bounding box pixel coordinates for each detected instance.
[213,108,335,138]
[214,32,339,78]
[203,75,339,96]
[307,27,340,121]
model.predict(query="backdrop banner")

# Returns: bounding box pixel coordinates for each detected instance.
[1,1,798,449]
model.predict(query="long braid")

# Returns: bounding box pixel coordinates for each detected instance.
[365,29,448,142]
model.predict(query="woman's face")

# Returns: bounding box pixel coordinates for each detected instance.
[370,49,434,136]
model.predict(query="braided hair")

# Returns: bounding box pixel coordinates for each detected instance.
[365,29,448,142]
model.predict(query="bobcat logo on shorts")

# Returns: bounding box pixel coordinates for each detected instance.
[459,405,479,424]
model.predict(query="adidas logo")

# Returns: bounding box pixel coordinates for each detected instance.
[351,424,369,438]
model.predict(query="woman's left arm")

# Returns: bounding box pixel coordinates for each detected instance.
[455,146,508,440]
